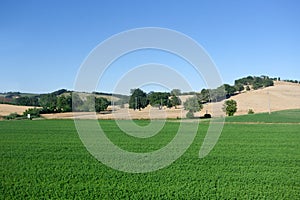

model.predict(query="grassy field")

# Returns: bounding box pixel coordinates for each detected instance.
[225,109,300,123]
[1,110,300,199]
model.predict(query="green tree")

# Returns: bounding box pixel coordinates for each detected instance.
[252,82,263,90]
[223,99,237,116]
[57,95,72,112]
[39,94,58,112]
[198,89,210,103]
[129,89,148,110]
[23,108,42,118]
[169,95,181,108]
[95,97,109,112]
[148,92,170,107]
[224,84,236,97]
[235,83,244,93]
[183,96,203,118]
[262,79,274,87]
[209,86,226,102]
[14,96,39,106]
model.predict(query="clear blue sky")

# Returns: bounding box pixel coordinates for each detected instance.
[1,0,299,94]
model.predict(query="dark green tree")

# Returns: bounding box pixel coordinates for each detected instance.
[148,92,170,107]
[169,95,181,108]
[39,94,58,112]
[224,84,236,97]
[209,86,226,102]
[57,95,72,112]
[23,108,42,118]
[129,89,148,110]
[95,97,109,112]
[198,89,210,103]
[235,83,244,93]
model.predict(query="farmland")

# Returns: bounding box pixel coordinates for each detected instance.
[1,110,300,199]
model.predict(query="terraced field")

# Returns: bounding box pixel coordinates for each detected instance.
[1,110,299,199]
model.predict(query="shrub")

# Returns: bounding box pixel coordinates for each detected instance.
[186,111,194,119]
[23,108,42,118]
[204,113,212,118]
[248,109,254,114]
[4,113,23,120]
[246,85,251,91]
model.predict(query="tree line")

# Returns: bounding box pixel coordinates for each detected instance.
[128,89,182,110]
[1,89,110,118]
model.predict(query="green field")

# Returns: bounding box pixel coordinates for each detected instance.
[1,110,300,199]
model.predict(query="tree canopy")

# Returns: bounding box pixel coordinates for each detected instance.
[183,96,203,118]
[129,89,148,110]
[223,99,237,116]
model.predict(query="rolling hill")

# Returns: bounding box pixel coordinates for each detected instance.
[1,81,300,119]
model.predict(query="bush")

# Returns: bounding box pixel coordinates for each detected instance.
[246,85,251,91]
[203,113,212,118]
[4,113,24,120]
[248,109,254,114]
[23,108,42,118]
[186,111,194,119]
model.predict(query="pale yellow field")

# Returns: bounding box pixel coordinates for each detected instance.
[0,104,36,116]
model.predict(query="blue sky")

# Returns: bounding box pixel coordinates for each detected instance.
[1,0,299,94]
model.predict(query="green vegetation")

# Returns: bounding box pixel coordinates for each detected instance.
[23,107,42,118]
[3,112,24,120]
[183,96,203,118]
[1,111,299,198]
[4,108,42,120]
[0,90,119,113]
[71,94,109,112]
[128,89,181,110]
[282,79,300,84]
[148,91,170,107]
[223,99,237,116]
[129,88,148,110]
[225,109,300,123]
[235,75,274,90]
[248,109,255,114]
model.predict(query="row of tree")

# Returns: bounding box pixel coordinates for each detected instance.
[128,89,182,110]
[180,95,238,118]
[234,75,274,90]
[39,93,110,113]
[196,75,274,104]
[282,79,300,84]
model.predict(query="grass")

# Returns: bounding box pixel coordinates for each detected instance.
[0,110,300,199]
[225,109,300,123]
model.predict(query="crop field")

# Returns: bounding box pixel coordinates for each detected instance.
[1,110,300,199]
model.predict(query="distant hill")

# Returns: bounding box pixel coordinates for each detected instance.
[1,75,300,119]
[199,81,300,116]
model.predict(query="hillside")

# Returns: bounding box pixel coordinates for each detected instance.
[199,81,300,116]
[1,80,300,119]
[40,81,300,119]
